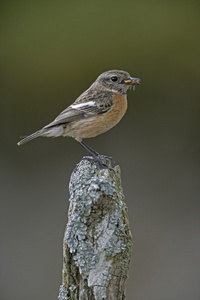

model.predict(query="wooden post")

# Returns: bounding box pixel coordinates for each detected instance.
[58,157,132,300]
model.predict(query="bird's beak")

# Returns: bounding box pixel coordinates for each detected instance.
[124,77,141,85]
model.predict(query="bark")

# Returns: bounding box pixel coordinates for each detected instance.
[58,157,132,300]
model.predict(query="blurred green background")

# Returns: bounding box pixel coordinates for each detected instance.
[1,1,200,299]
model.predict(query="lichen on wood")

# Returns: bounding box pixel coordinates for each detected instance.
[58,157,132,300]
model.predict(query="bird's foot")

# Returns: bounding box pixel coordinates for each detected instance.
[83,156,115,172]
[78,141,115,171]
[98,154,115,165]
[96,155,116,171]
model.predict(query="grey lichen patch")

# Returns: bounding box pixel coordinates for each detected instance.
[61,157,132,299]
[58,285,68,300]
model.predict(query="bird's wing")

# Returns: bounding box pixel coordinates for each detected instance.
[17,96,114,145]
[44,100,113,129]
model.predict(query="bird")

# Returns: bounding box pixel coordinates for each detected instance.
[17,70,141,168]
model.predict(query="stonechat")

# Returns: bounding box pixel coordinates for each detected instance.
[18,70,141,168]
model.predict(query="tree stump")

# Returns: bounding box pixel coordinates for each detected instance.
[58,157,132,300]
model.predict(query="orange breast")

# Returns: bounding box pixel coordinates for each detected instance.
[65,93,127,141]
[105,93,128,127]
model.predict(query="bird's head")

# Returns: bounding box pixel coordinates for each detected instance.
[95,70,141,94]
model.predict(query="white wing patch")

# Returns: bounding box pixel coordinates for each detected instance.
[71,101,97,110]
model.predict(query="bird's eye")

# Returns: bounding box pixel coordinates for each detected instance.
[111,76,118,82]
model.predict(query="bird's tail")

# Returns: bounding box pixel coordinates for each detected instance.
[17,129,45,146]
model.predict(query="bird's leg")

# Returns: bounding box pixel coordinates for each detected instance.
[79,142,100,157]
[78,141,115,169]
[80,142,115,164]
[78,141,108,168]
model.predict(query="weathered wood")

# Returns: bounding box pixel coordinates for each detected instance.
[58,157,132,300]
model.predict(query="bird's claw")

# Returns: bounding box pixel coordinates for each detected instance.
[96,156,115,172]
[98,154,115,165]
[83,156,115,172]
